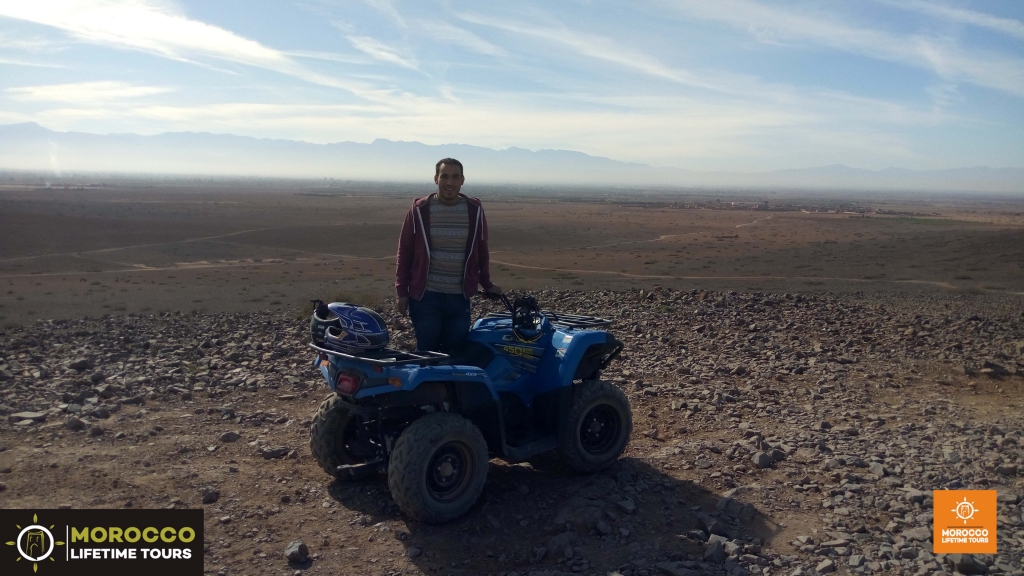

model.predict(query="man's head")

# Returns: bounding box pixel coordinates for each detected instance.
[434,158,464,205]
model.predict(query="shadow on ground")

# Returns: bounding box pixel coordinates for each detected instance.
[326,455,782,575]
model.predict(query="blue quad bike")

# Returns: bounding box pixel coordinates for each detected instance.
[307,293,631,523]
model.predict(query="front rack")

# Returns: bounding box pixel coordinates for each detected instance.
[309,343,450,366]
[484,311,613,329]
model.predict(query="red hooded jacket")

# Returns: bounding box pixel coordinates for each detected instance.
[395,193,494,300]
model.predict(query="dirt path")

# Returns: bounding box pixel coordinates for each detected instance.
[0,226,296,263]
[492,214,775,255]
[488,260,1024,295]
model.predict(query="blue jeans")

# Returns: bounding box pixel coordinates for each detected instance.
[408,291,471,353]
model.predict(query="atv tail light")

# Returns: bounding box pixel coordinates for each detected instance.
[335,372,361,394]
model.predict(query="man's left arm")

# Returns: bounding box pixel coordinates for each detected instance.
[478,208,501,294]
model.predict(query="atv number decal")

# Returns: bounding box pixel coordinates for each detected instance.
[492,343,543,374]
[497,345,541,359]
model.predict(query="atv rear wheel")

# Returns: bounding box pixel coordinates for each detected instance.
[559,380,632,473]
[309,394,378,480]
[388,412,489,524]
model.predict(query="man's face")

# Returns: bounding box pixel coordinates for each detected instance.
[434,163,464,204]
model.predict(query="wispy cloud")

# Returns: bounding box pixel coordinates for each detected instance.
[0,0,364,92]
[344,34,418,70]
[0,31,68,52]
[284,49,368,65]
[459,12,712,89]
[420,21,507,58]
[359,0,406,29]
[872,0,1024,41]
[456,8,958,119]
[7,81,173,102]
[0,58,64,68]
[660,0,1024,96]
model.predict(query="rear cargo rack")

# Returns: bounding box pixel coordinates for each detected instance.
[484,311,613,329]
[309,344,450,366]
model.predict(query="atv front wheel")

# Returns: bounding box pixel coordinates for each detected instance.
[388,412,489,524]
[309,394,378,480]
[559,380,632,473]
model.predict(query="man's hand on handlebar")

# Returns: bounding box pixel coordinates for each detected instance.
[478,285,504,300]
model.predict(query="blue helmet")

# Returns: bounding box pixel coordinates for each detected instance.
[322,302,389,353]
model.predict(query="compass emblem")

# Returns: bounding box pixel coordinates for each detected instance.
[5,513,66,573]
[951,497,977,524]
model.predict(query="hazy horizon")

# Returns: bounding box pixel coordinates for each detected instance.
[1,121,1022,193]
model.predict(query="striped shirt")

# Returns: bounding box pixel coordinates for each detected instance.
[425,196,469,294]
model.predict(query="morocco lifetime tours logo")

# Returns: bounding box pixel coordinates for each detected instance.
[933,490,997,554]
[1,508,203,576]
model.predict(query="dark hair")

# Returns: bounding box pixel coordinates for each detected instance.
[435,158,464,176]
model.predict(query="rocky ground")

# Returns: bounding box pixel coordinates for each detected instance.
[0,288,1022,576]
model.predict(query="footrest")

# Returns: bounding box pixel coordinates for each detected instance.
[503,437,559,463]
[337,459,382,477]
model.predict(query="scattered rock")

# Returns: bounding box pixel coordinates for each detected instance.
[284,540,309,564]
[946,554,986,575]
[261,446,289,459]
[10,411,46,423]
[696,513,731,538]
[703,539,726,563]
[656,561,702,576]
[66,358,93,371]
[751,451,773,469]
[202,487,220,504]
[815,559,836,574]
[902,526,930,541]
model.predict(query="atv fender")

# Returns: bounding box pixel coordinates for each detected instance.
[354,372,506,457]
[451,380,505,456]
[554,332,623,386]
[353,366,497,400]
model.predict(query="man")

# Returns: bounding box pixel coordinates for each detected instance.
[395,158,502,352]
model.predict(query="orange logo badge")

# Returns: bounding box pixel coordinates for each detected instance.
[933,490,997,554]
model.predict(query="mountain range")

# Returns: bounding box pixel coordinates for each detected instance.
[1,122,1021,193]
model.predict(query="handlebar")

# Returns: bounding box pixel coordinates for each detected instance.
[477,290,544,337]
[476,289,511,310]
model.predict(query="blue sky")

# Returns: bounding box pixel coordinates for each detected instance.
[1,0,1022,172]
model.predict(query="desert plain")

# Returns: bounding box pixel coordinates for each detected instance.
[0,180,1022,576]
[1,182,1023,324]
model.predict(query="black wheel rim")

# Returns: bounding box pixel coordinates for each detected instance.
[579,404,620,455]
[426,441,474,503]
